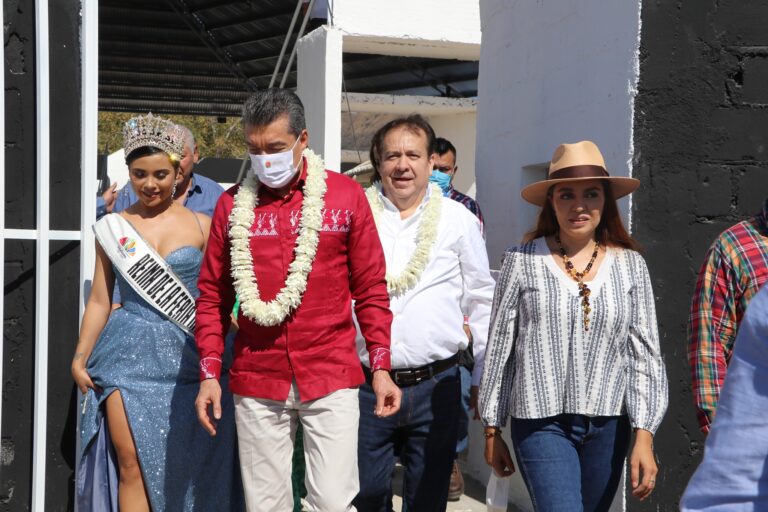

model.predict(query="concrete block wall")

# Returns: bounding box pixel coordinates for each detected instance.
[631,0,768,509]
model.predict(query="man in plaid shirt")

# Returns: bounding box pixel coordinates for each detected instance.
[431,137,484,232]
[688,199,768,434]
[430,137,485,500]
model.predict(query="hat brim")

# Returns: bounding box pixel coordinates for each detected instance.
[520,176,640,207]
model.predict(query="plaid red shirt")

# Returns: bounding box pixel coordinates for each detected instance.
[688,200,768,432]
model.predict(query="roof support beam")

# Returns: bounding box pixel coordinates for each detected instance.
[164,0,257,91]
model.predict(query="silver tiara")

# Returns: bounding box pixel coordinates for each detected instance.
[122,113,186,159]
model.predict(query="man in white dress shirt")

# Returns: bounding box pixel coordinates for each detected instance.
[354,115,495,512]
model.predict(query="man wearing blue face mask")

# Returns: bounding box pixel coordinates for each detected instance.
[429,137,487,501]
[430,137,484,233]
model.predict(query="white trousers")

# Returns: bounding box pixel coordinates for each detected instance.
[234,383,360,512]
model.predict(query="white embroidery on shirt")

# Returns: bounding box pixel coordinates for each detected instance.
[199,357,222,379]
[249,212,279,237]
[249,209,353,236]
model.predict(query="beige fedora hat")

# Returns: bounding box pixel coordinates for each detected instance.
[521,141,640,206]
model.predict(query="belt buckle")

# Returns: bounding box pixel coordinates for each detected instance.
[393,369,413,386]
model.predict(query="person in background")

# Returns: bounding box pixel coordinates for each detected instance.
[688,198,768,434]
[430,136,485,500]
[430,137,484,232]
[354,116,494,511]
[681,284,768,510]
[480,141,668,511]
[96,182,118,219]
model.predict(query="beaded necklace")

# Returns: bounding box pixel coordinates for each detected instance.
[556,235,600,331]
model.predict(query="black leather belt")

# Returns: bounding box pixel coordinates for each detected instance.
[364,354,459,388]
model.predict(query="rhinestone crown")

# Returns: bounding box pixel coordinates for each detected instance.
[122,113,186,159]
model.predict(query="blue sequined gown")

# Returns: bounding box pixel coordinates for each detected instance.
[77,246,243,511]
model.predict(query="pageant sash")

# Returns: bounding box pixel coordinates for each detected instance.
[93,214,196,336]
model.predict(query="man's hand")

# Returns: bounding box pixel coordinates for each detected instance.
[630,429,658,501]
[101,182,117,214]
[195,378,222,436]
[485,434,515,477]
[371,370,401,417]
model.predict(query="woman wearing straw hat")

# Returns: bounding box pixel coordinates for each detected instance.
[478,141,668,511]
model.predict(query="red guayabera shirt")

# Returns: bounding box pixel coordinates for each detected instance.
[195,160,392,402]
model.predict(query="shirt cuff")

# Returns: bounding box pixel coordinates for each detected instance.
[369,347,391,372]
[199,357,222,381]
[697,409,713,433]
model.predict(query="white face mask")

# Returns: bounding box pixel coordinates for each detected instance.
[249,136,301,188]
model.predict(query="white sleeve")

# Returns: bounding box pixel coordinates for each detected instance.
[457,212,495,386]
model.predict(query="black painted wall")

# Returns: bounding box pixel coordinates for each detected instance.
[3,0,39,508]
[2,0,82,510]
[632,0,768,509]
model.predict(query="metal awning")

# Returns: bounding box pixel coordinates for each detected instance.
[99,0,479,116]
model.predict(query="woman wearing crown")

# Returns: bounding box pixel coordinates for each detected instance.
[72,114,242,511]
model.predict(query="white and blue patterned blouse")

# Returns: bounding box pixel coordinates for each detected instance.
[479,237,668,434]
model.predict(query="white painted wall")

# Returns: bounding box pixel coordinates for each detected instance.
[472,0,642,510]
[429,112,478,198]
[475,0,642,262]
[297,26,344,171]
[107,149,129,189]
[331,0,481,60]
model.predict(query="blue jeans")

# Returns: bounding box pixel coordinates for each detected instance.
[354,366,460,512]
[455,365,472,454]
[510,414,631,512]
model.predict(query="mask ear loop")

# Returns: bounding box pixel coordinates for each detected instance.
[290,135,303,174]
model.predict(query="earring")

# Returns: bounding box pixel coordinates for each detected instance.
[171,181,177,199]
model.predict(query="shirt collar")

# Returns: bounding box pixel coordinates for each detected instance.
[186,174,203,197]
[378,183,432,215]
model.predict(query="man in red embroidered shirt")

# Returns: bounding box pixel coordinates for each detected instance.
[194,88,401,512]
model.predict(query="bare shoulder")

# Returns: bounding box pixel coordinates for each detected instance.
[193,211,212,231]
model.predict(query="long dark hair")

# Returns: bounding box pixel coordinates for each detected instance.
[523,180,641,251]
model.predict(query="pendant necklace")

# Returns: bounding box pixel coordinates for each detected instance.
[556,234,600,331]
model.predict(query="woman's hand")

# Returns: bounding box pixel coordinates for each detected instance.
[630,429,658,501]
[484,432,515,477]
[71,354,96,394]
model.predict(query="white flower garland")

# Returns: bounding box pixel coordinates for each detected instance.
[366,183,442,296]
[229,148,327,326]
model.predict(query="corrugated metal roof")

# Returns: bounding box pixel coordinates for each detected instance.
[99,0,479,116]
